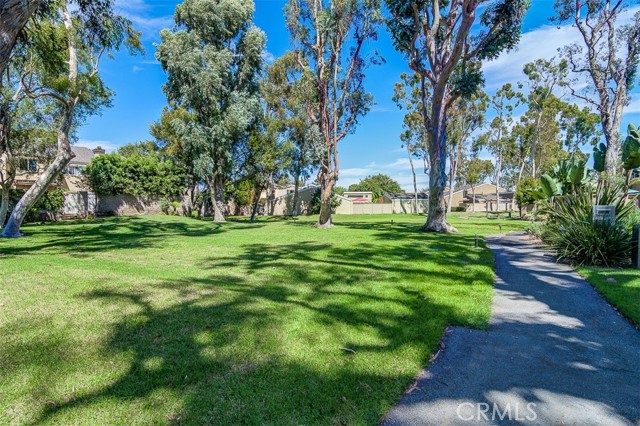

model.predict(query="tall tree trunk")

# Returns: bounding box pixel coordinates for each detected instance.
[424,97,457,233]
[292,167,301,216]
[407,144,418,214]
[250,184,263,223]
[604,105,624,176]
[512,159,526,212]
[495,157,501,213]
[2,130,74,237]
[208,174,226,223]
[317,166,336,228]
[2,7,76,238]
[447,144,461,214]
[0,0,41,77]
[471,187,476,213]
[0,185,9,228]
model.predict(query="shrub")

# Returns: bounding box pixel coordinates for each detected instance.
[451,206,467,212]
[309,188,342,215]
[161,200,182,216]
[547,219,631,267]
[515,177,538,210]
[84,154,186,199]
[541,183,637,267]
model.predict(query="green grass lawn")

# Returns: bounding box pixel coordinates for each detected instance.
[0,214,525,425]
[578,267,640,327]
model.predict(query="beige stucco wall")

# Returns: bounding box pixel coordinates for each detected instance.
[270,188,316,216]
[97,195,166,216]
[392,199,429,214]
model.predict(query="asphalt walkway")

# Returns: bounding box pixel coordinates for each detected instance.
[383,232,640,426]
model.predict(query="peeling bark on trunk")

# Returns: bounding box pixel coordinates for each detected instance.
[208,175,226,223]
[317,169,335,228]
[424,91,457,233]
[0,0,41,77]
[447,142,462,215]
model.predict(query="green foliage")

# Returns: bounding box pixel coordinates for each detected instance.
[156,0,265,197]
[83,154,186,198]
[161,200,182,216]
[386,0,529,95]
[593,143,607,173]
[309,188,342,215]
[118,141,160,158]
[531,158,591,200]
[515,177,538,209]
[33,189,65,212]
[622,124,640,171]
[460,158,494,189]
[541,184,637,267]
[348,174,402,200]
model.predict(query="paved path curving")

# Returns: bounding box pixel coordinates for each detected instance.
[383,232,640,426]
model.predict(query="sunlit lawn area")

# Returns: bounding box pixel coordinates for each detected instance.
[1,214,526,425]
[578,267,640,327]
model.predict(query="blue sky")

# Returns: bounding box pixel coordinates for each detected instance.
[77,0,640,191]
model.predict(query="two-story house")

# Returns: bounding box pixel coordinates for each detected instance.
[14,145,105,217]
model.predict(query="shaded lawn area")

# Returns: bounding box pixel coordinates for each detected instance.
[578,267,640,327]
[0,214,526,425]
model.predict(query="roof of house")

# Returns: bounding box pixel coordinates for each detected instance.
[350,197,371,203]
[70,146,96,165]
[344,191,373,196]
[385,192,429,200]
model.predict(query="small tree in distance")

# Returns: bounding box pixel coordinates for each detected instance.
[459,158,494,213]
[386,0,529,232]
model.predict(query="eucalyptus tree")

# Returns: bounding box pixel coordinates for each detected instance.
[558,104,602,156]
[0,1,118,73]
[554,0,640,176]
[149,107,201,214]
[476,83,520,212]
[2,1,140,237]
[519,58,569,177]
[459,157,494,212]
[156,0,266,222]
[261,52,317,216]
[386,0,529,232]
[446,91,488,213]
[286,0,383,228]
[0,0,41,77]
[393,72,429,211]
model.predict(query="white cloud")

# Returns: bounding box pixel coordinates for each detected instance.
[115,0,173,40]
[262,50,276,64]
[338,158,430,192]
[483,6,640,90]
[132,65,144,73]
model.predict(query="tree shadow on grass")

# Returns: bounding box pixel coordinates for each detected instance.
[0,217,265,257]
[28,232,493,425]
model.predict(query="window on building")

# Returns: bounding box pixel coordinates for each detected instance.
[66,166,84,176]
[19,158,39,173]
